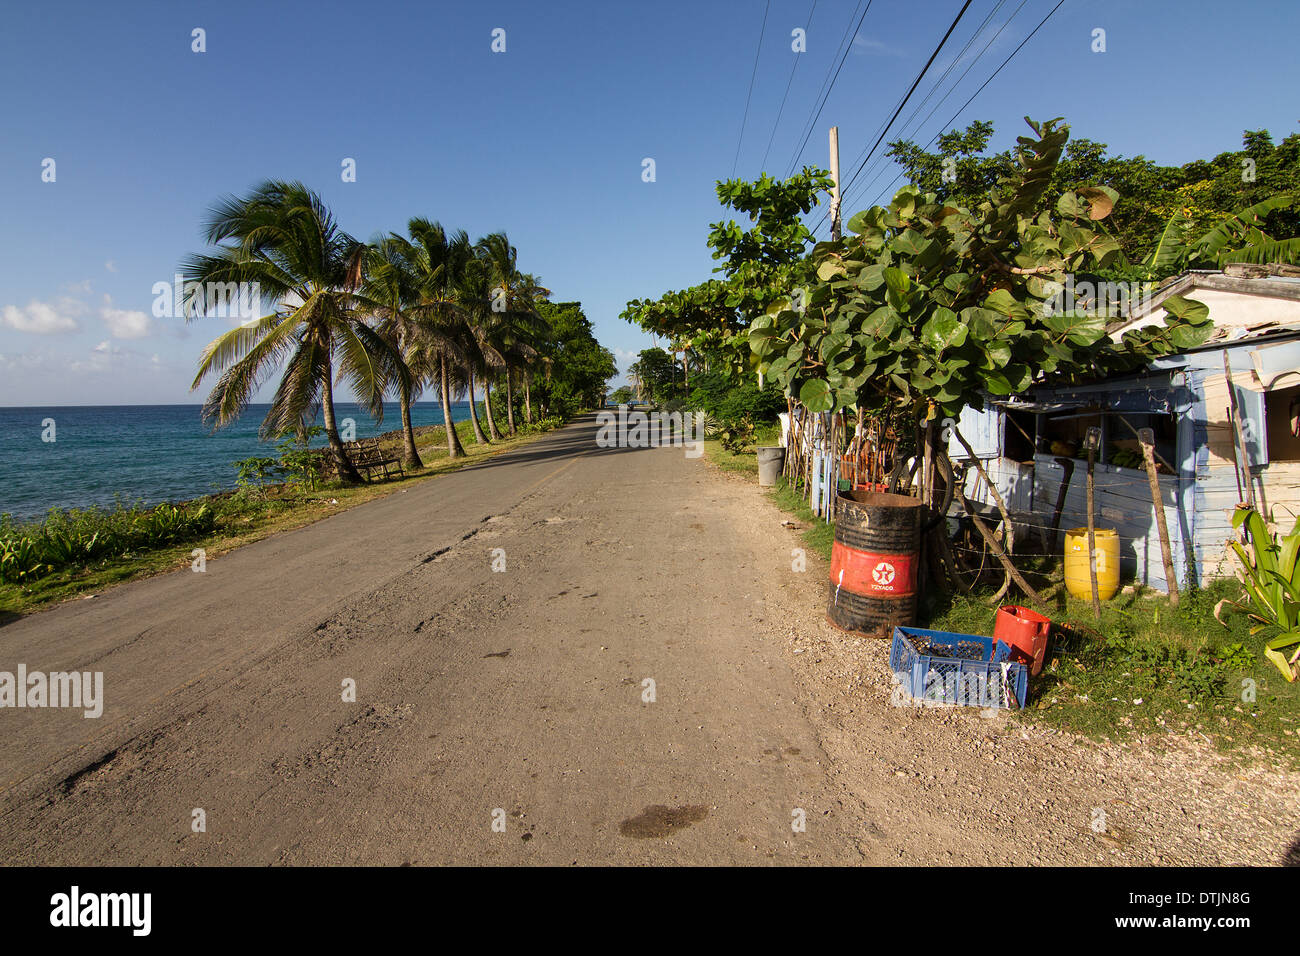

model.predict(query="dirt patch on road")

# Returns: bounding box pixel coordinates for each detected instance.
[619,805,711,839]
[703,461,1300,866]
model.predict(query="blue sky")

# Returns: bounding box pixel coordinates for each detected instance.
[1,0,1297,405]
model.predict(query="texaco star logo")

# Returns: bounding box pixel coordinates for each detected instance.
[872,561,896,587]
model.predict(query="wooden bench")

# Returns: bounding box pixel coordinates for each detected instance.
[341,437,404,482]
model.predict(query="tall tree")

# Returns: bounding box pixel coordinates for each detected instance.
[476,233,550,436]
[360,235,425,467]
[182,181,400,485]
[531,300,617,417]
[455,255,505,441]
[406,218,471,459]
[886,120,1300,269]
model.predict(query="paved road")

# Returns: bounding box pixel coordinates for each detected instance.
[0,414,863,864]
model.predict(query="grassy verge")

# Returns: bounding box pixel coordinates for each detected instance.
[1,417,557,620]
[704,435,1299,765]
[923,579,1299,765]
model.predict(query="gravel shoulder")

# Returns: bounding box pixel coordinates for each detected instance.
[706,459,1300,866]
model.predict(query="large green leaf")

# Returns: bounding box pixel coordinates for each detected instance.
[799,378,833,412]
[920,307,967,354]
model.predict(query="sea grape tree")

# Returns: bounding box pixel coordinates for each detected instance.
[623,166,834,369]
[748,118,1214,422]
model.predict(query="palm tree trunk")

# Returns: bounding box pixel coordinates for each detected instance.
[483,378,503,441]
[466,367,488,444]
[523,372,533,424]
[399,378,423,468]
[439,354,465,458]
[321,362,363,484]
[505,367,518,436]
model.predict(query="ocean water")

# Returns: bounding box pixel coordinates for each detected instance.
[0,402,474,523]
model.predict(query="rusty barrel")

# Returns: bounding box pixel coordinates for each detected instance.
[827,489,922,637]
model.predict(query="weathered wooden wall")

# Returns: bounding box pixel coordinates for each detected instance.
[1031,455,1184,593]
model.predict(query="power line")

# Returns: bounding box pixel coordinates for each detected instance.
[784,0,874,178]
[781,0,864,178]
[759,0,819,173]
[885,0,1011,159]
[858,0,1069,211]
[805,0,980,237]
[813,0,1006,235]
[838,0,1029,219]
[838,0,977,197]
[732,0,773,178]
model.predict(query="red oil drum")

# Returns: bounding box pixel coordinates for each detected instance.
[827,489,923,638]
[993,605,1051,675]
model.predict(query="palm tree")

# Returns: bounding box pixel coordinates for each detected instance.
[406,219,470,459]
[360,235,425,468]
[451,258,499,444]
[509,272,552,425]
[181,181,400,485]
[476,233,550,436]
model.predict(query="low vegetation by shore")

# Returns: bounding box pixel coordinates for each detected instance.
[0,417,561,619]
[703,437,1300,767]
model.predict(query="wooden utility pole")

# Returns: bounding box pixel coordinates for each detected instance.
[1084,426,1102,622]
[829,126,842,241]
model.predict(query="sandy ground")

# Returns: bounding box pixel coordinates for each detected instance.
[0,412,1296,865]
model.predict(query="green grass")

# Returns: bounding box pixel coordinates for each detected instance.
[0,416,559,620]
[704,434,1299,765]
[922,578,1300,765]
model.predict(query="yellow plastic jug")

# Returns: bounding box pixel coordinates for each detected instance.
[1064,527,1120,601]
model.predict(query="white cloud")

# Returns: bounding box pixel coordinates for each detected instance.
[852,36,905,56]
[100,294,153,339]
[104,260,117,273]
[0,298,84,334]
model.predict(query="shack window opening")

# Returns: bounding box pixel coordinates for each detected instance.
[1266,382,1300,463]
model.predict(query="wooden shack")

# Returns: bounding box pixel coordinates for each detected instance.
[952,270,1300,592]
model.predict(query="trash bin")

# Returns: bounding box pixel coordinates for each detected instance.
[756,446,785,486]
[827,489,922,637]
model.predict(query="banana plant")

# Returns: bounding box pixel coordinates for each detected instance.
[1215,506,1300,682]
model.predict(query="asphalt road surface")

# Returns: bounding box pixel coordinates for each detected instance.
[0,413,864,864]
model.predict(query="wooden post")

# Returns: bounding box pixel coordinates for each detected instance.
[1223,350,1257,513]
[1139,426,1180,606]
[956,482,1050,613]
[1084,426,1102,622]
[922,412,935,509]
[1049,457,1075,554]
[829,126,842,241]
[951,424,1015,556]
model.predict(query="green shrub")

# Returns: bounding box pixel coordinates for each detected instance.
[718,415,756,454]
[0,502,217,584]
[688,369,785,423]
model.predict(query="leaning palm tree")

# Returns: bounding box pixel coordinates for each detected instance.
[450,259,497,444]
[510,272,552,425]
[181,181,400,485]
[359,235,425,467]
[406,218,471,459]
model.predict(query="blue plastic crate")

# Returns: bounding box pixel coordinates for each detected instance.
[889,626,1028,709]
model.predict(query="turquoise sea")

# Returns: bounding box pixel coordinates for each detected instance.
[0,402,473,522]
